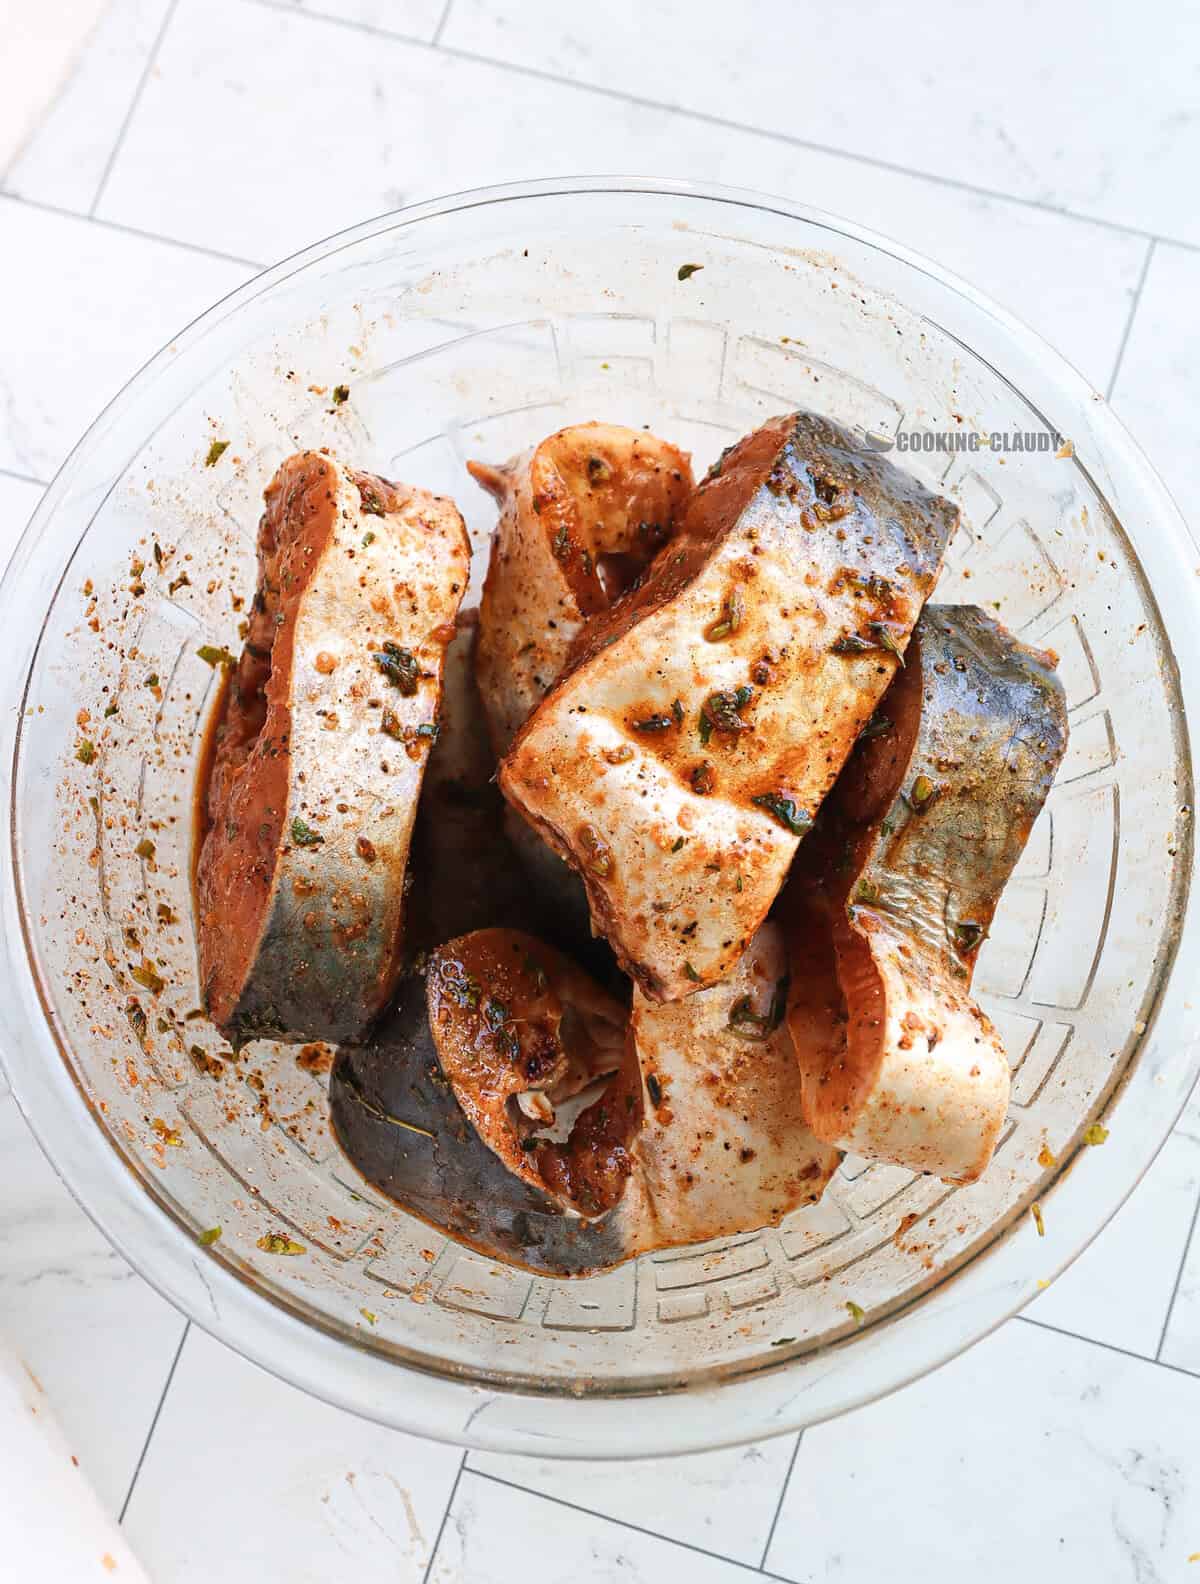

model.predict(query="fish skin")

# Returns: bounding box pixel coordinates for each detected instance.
[787,604,1069,1184]
[329,931,638,1278]
[196,452,469,1046]
[331,925,840,1276]
[500,411,956,1004]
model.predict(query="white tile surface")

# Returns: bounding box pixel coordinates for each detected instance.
[467,1435,796,1566]
[1110,242,1200,549]
[2,0,173,213]
[3,4,1200,1579]
[433,1471,751,1583]
[122,1325,463,1582]
[0,1095,186,1515]
[96,0,1143,388]
[0,195,250,480]
[276,0,446,39]
[766,1320,1200,1583]
[443,0,1200,245]
[1032,1129,1200,1357]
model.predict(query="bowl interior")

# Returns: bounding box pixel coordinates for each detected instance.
[2,182,1196,1451]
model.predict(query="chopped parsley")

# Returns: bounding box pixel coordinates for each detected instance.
[751,792,813,837]
[373,642,420,694]
[204,439,230,467]
[290,817,324,847]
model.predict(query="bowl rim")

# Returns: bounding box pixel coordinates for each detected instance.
[2,173,1198,1458]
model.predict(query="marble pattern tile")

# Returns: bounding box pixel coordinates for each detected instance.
[432,1471,753,1583]
[122,1325,463,1582]
[96,0,1143,388]
[0,1096,186,1515]
[1109,242,1200,549]
[443,0,1200,245]
[2,0,174,213]
[1032,1129,1200,1358]
[467,1435,797,1566]
[0,196,250,481]
[766,1320,1200,1583]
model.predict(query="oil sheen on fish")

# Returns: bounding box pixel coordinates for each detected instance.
[196,452,469,1046]
[500,411,956,1003]
[786,605,1068,1184]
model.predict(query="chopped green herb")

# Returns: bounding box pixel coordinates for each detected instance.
[197,644,236,668]
[440,960,481,1009]
[859,714,893,741]
[586,454,611,483]
[360,1308,378,1325]
[633,712,676,733]
[373,642,420,695]
[204,439,230,467]
[553,523,570,560]
[770,1336,796,1347]
[76,739,96,765]
[578,823,614,878]
[331,384,350,405]
[845,1300,866,1325]
[646,1073,663,1106]
[702,686,754,734]
[1084,1122,1110,1146]
[362,530,376,548]
[135,837,156,861]
[671,836,686,853]
[672,697,685,725]
[126,998,148,1043]
[153,541,164,568]
[953,920,983,953]
[691,762,715,796]
[131,962,165,995]
[256,1232,306,1256]
[910,774,936,808]
[144,673,159,689]
[677,263,704,281]
[361,491,386,517]
[683,961,701,983]
[290,817,324,847]
[704,586,745,642]
[198,1226,222,1246]
[104,702,119,718]
[752,792,813,837]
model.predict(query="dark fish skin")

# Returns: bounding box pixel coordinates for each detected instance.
[787,604,1069,1183]
[330,935,637,1278]
[500,411,957,1003]
[196,453,469,1047]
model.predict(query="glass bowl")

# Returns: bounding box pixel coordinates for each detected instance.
[2,178,1197,1459]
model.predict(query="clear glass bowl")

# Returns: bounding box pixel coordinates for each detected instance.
[2,178,1198,1458]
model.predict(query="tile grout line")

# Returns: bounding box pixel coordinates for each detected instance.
[464,1466,793,1580]
[117,1320,190,1524]
[89,0,182,219]
[758,1432,802,1571]
[2,189,263,270]
[1017,1311,1198,1381]
[1105,237,1156,401]
[0,464,49,489]
[432,0,456,47]
[421,1450,466,1584]
[239,0,1200,259]
[1154,1173,1200,1361]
